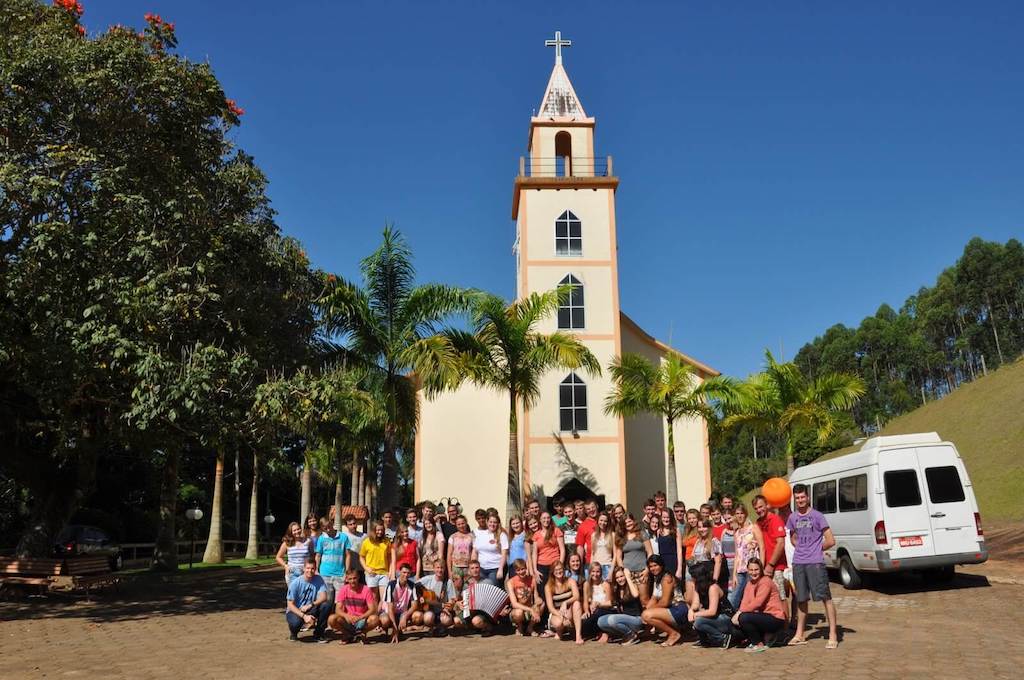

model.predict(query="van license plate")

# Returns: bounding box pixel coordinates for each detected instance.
[899,536,923,547]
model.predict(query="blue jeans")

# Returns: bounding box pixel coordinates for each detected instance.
[597,613,645,638]
[286,601,331,638]
[480,567,503,587]
[694,613,734,645]
[728,571,749,610]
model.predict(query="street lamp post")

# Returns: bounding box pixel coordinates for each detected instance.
[264,509,276,547]
[185,506,204,569]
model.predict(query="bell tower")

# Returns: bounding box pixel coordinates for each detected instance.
[512,31,627,506]
[415,30,719,517]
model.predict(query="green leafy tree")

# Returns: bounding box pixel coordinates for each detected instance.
[605,353,734,505]
[434,290,600,518]
[318,228,475,510]
[0,1,316,559]
[254,363,380,520]
[723,351,866,474]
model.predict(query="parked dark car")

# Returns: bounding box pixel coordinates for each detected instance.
[54,525,123,570]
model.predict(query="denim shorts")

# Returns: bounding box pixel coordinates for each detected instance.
[365,572,388,588]
[668,603,690,627]
[793,563,831,602]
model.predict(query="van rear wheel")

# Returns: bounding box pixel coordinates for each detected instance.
[839,555,863,590]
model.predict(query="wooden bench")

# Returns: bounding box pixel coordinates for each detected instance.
[51,556,120,599]
[0,557,63,597]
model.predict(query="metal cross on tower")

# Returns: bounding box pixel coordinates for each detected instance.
[545,30,572,65]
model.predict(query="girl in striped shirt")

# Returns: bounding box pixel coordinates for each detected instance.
[276,522,312,587]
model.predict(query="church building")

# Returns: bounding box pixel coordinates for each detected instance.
[414,33,718,513]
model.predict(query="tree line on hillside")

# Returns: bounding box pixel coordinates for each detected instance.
[710,237,1023,498]
[795,237,1024,430]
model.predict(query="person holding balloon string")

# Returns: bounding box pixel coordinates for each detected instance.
[754,478,792,622]
[762,479,798,624]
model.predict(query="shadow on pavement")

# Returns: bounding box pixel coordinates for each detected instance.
[853,570,990,595]
[0,565,284,623]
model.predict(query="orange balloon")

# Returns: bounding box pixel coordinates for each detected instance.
[761,477,792,508]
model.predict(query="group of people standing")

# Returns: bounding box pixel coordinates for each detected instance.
[276,485,839,651]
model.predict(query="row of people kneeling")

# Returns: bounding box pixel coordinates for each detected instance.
[287,552,788,650]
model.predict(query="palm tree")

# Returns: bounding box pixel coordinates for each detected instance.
[201,450,227,563]
[432,290,600,518]
[244,449,261,559]
[299,453,313,526]
[604,353,734,505]
[722,350,866,474]
[319,227,475,509]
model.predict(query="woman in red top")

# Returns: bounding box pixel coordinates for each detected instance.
[390,524,418,578]
[532,511,565,594]
[731,557,786,652]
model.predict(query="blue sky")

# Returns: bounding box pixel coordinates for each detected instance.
[83,1,1023,378]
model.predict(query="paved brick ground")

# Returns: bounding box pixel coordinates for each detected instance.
[1,566,1021,679]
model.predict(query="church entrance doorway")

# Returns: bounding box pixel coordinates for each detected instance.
[548,478,604,513]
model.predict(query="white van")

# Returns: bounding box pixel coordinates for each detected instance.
[788,432,988,589]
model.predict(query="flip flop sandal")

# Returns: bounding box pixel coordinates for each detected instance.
[826,640,839,649]
[787,638,808,646]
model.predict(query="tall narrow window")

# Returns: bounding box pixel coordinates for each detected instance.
[555,210,582,255]
[559,373,588,432]
[557,274,585,329]
[555,131,573,177]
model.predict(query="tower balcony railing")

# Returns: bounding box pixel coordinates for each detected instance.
[518,155,613,178]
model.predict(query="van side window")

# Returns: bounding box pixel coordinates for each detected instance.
[838,474,868,512]
[924,466,966,504]
[883,470,922,507]
[812,480,837,514]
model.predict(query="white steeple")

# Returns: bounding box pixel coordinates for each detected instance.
[538,31,587,120]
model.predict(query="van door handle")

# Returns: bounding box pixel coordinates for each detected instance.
[930,512,946,518]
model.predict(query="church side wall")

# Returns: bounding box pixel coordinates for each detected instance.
[620,319,712,508]
[416,383,510,514]
[671,415,711,508]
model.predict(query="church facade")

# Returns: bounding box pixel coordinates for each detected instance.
[414,35,718,513]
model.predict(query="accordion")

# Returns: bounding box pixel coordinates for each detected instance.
[462,582,510,620]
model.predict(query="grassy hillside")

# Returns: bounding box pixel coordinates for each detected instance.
[746,358,1024,523]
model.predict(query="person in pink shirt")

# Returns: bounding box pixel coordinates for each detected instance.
[731,558,786,652]
[328,570,380,643]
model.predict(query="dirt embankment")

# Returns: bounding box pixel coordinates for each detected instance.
[985,521,1024,562]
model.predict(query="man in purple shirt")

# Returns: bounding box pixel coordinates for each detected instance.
[786,483,838,648]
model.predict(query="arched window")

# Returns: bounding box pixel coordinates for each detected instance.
[555,210,582,256]
[559,373,588,432]
[555,131,573,177]
[557,274,584,330]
